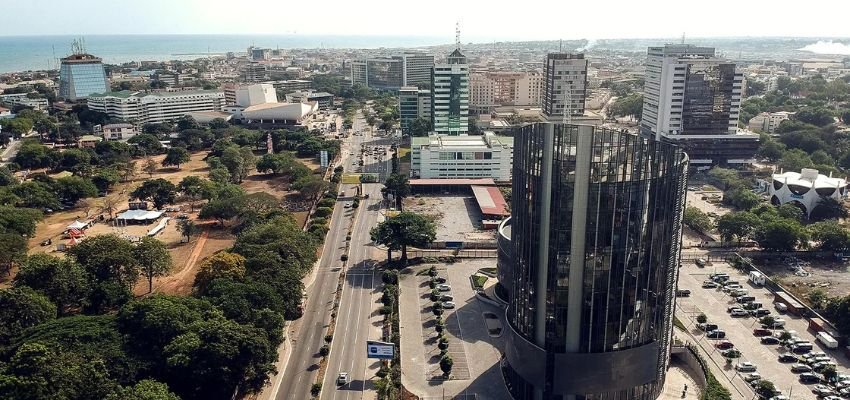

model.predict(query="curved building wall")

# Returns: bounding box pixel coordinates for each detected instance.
[502,123,688,400]
[497,217,513,301]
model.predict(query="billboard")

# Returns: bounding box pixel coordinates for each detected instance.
[366,340,394,359]
[320,150,329,168]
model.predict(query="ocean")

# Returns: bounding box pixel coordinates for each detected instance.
[0,34,449,74]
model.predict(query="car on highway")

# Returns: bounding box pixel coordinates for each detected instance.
[436,284,451,292]
[800,373,821,384]
[706,330,726,339]
[778,354,799,363]
[715,340,734,350]
[337,372,349,385]
[443,301,456,309]
[735,362,757,372]
[791,364,813,373]
[760,336,781,345]
[702,281,719,288]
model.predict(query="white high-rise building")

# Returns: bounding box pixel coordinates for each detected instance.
[542,53,588,121]
[431,49,469,135]
[640,44,759,167]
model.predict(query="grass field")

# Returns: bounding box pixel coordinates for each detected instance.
[341,174,362,184]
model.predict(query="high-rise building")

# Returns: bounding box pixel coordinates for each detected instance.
[640,44,759,167]
[431,49,469,135]
[500,123,688,400]
[469,70,545,114]
[59,53,109,101]
[350,54,435,91]
[542,53,588,121]
[243,62,267,82]
[398,86,432,134]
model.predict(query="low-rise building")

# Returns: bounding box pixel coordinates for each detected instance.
[285,91,335,110]
[87,90,225,126]
[269,79,313,94]
[100,123,137,141]
[77,134,102,148]
[0,93,50,112]
[411,132,513,181]
[748,111,792,134]
[0,106,11,119]
[769,168,848,218]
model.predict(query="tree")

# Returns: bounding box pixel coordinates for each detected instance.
[143,157,158,177]
[3,117,34,137]
[410,117,432,136]
[439,355,453,376]
[810,196,848,221]
[608,93,643,120]
[107,380,180,400]
[807,288,829,309]
[383,173,410,208]
[370,212,436,264]
[809,221,850,251]
[292,175,328,201]
[0,233,27,274]
[753,380,777,398]
[99,193,122,219]
[207,118,230,130]
[794,107,835,127]
[754,218,808,251]
[716,212,760,244]
[842,110,850,125]
[134,237,172,293]
[177,219,198,242]
[0,206,43,236]
[11,182,60,210]
[757,138,786,162]
[233,215,318,277]
[683,206,713,233]
[822,365,838,382]
[776,203,804,221]
[162,147,190,169]
[14,254,89,316]
[55,176,98,204]
[177,115,200,131]
[219,146,255,183]
[193,252,246,294]
[696,313,708,324]
[131,178,177,209]
[67,235,138,312]
[725,188,761,210]
[779,149,814,172]
[708,167,745,191]
[0,287,56,344]
[128,134,165,156]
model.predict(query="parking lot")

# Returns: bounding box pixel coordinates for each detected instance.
[677,260,850,399]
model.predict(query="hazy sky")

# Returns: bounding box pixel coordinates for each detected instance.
[3,0,849,40]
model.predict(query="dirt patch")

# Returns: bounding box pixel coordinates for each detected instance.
[755,257,850,298]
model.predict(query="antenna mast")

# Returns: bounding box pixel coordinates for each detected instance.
[455,21,461,50]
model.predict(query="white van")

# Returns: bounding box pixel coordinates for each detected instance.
[749,271,766,286]
[774,302,788,313]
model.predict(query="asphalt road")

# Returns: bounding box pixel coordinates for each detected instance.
[275,113,368,400]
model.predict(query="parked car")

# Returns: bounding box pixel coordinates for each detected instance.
[750,309,772,317]
[728,306,744,313]
[436,284,451,292]
[799,373,821,384]
[812,384,836,396]
[778,354,799,363]
[731,309,749,317]
[813,361,837,372]
[698,323,719,332]
[695,258,707,267]
[744,372,762,383]
[742,302,762,310]
[707,330,727,339]
[432,277,447,284]
[440,295,454,302]
[735,362,757,372]
[761,336,781,345]
[792,364,813,373]
[715,340,735,350]
[702,281,719,289]
[768,396,789,400]
[676,289,691,297]
[737,296,757,303]
[442,301,456,309]
[754,328,773,337]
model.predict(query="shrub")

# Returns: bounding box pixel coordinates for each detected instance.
[319,345,330,357]
[314,207,333,218]
[325,334,333,343]
[341,254,348,262]
[311,383,322,396]
[428,266,438,277]
[382,270,398,284]
[440,355,454,376]
[696,313,708,324]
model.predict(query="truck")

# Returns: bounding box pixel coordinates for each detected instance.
[749,271,766,286]
[817,332,839,349]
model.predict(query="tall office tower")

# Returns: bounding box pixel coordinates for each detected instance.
[542,53,588,121]
[400,52,435,87]
[398,87,433,134]
[640,44,759,167]
[499,123,688,400]
[59,53,108,101]
[431,49,469,135]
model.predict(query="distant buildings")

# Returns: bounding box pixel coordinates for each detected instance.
[236,84,278,107]
[98,123,137,141]
[640,44,759,167]
[500,123,688,400]
[769,168,848,218]
[285,91,335,110]
[431,49,469,135]
[542,53,588,122]
[469,70,544,114]
[747,111,792,134]
[410,132,513,180]
[350,53,435,90]
[59,53,109,101]
[242,62,267,82]
[87,90,225,125]
[398,87,431,134]
[0,93,49,112]
[269,79,313,94]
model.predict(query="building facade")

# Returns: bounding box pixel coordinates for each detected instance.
[769,168,848,218]
[410,132,512,180]
[59,54,109,101]
[243,62,267,82]
[399,87,432,134]
[400,52,436,87]
[286,91,335,110]
[87,90,225,126]
[542,53,588,121]
[469,70,545,114]
[747,111,792,134]
[501,123,688,400]
[0,93,50,111]
[235,84,278,107]
[640,44,759,167]
[431,49,469,135]
[350,54,435,90]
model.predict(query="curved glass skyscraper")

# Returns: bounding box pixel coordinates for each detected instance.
[500,123,688,400]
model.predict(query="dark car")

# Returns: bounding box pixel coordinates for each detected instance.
[715,340,735,350]
[799,373,821,384]
[432,277,447,284]
[676,289,691,297]
[753,328,772,337]
[761,336,781,345]
[707,330,727,339]
[778,354,799,363]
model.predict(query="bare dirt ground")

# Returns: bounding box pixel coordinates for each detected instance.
[6,150,319,294]
[755,257,850,300]
[402,194,495,242]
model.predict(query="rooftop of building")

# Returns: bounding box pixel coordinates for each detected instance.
[412,132,513,148]
[61,53,103,63]
[103,123,134,129]
[471,185,509,217]
[89,89,223,98]
[772,168,846,188]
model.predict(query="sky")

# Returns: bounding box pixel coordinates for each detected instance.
[2,0,850,40]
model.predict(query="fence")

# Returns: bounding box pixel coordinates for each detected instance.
[408,249,497,259]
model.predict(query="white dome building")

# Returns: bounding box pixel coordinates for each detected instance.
[769,168,848,217]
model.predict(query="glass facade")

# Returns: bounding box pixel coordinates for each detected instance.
[502,123,688,400]
[680,63,737,135]
[366,59,403,90]
[59,58,108,101]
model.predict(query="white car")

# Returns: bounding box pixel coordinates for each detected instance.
[443,301,456,309]
[437,284,451,292]
[735,362,757,372]
[337,372,349,385]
